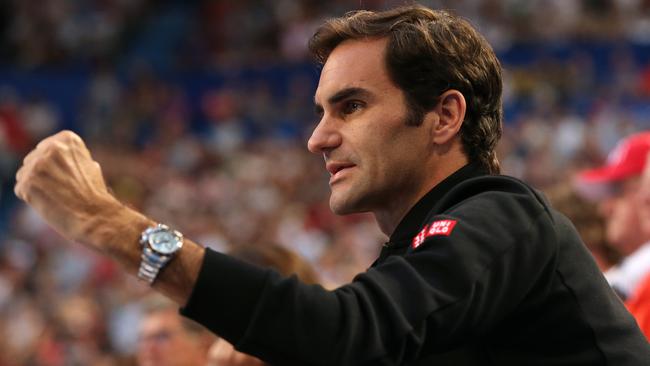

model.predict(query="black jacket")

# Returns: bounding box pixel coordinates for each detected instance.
[181,164,650,365]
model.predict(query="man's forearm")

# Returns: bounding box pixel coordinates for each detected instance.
[91,202,205,305]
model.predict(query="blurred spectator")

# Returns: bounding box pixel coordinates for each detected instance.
[2,0,150,68]
[80,62,122,144]
[137,294,214,366]
[201,88,247,154]
[21,93,59,141]
[546,182,621,272]
[575,132,650,299]
[0,87,29,153]
[228,242,319,284]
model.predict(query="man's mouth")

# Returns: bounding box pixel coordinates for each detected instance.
[326,162,356,176]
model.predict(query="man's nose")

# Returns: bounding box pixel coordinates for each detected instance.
[307,117,342,154]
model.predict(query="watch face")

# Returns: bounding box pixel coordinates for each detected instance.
[149,230,182,255]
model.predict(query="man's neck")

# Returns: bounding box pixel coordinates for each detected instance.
[374,206,414,237]
[373,157,468,236]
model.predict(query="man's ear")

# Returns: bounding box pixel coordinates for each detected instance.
[427,89,466,145]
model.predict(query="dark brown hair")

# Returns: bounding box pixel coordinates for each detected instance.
[309,5,503,174]
[546,183,622,269]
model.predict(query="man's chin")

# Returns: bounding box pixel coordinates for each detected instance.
[329,194,366,215]
[330,205,355,216]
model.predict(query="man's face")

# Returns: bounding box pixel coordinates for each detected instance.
[308,38,433,216]
[137,310,206,366]
[598,178,646,256]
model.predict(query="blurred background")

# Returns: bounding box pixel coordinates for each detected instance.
[0,0,649,364]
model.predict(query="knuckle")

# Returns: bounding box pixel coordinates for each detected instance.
[36,130,75,151]
[61,130,82,144]
[58,129,74,138]
[21,157,30,170]
[40,146,55,161]
[32,159,51,177]
[22,150,35,165]
[13,183,22,199]
[36,138,50,150]
[32,162,45,176]
[53,140,70,153]
[14,181,31,202]
[59,132,88,154]
[42,141,69,159]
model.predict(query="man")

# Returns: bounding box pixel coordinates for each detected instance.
[13,5,650,365]
[137,296,214,366]
[575,132,650,299]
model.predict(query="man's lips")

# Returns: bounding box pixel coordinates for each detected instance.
[325,162,356,177]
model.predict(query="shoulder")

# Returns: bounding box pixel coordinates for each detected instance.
[412,175,558,261]
[405,175,562,298]
[433,174,552,228]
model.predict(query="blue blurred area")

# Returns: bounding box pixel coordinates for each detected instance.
[1,41,649,131]
[120,3,193,72]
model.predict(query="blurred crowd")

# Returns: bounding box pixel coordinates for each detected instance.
[0,0,650,364]
[3,0,650,69]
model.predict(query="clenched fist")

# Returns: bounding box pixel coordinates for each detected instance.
[14,130,125,249]
[14,130,203,303]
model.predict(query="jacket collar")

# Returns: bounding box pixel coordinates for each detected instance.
[388,163,487,246]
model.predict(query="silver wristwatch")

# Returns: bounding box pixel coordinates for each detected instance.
[138,224,184,284]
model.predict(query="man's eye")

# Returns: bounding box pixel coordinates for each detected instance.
[343,101,363,114]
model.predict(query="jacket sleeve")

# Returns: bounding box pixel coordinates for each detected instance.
[180,192,557,365]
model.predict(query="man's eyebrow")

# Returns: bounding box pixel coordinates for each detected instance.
[314,87,371,112]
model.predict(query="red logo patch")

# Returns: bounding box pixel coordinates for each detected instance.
[412,219,458,249]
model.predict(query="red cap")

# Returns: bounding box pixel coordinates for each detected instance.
[578,131,650,184]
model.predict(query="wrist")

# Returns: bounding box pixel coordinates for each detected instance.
[86,200,205,303]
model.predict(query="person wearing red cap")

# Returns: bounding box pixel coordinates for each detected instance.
[576,131,650,300]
